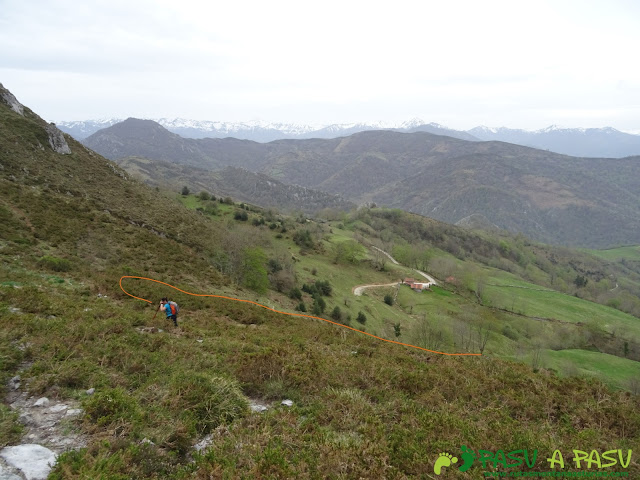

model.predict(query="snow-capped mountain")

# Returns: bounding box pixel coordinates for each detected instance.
[56,118,123,139]
[57,118,640,157]
[468,125,640,157]
[56,118,473,142]
[155,118,319,139]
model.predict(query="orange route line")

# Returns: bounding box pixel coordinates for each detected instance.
[119,275,481,357]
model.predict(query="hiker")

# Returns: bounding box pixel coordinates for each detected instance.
[159,297,178,326]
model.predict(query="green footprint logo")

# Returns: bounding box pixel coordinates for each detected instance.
[434,452,458,475]
[458,445,476,472]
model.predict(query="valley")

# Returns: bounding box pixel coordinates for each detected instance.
[83,118,640,249]
[0,83,638,478]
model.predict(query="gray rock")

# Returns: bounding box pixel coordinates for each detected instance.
[85,388,95,395]
[17,413,31,425]
[48,404,67,414]
[44,124,71,155]
[0,444,57,480]
[65,408,82,417]
[8,376,20,390]
[33,398,49,407]
[0,84,24,116]
[250,404,268,413]
[0,463,23,480]
[193,434,214,452]
[281,399,293,407]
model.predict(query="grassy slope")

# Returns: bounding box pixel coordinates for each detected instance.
[174,196,640,390]
[1,100,639,478]
[586,245,640,262]
[545,350,640,388]
[485,270,640,338]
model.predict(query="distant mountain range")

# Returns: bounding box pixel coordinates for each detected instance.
[58,118,477,142]
[58,118,640,157]
[468,125,640,158]
[118,157,355,214]
[84,118,640,248]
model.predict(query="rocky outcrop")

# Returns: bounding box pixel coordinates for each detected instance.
[45,123,72,155]
[0,83,24,116]
[0,84,71,155]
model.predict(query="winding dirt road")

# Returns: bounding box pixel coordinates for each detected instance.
[353,282,398,296]
[352,248,438,296]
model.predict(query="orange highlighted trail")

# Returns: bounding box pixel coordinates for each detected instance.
[119,275,481,357]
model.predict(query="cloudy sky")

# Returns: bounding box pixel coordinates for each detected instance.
[1,0,639,131]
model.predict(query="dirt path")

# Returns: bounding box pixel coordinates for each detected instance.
[352,248,440,296]
[415,270,437,286]
[372,246,399,265]
[352,282,398,296]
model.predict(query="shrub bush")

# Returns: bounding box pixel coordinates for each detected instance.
[84,387,141,428]
[169,372,248,434]
[38,255,72,272]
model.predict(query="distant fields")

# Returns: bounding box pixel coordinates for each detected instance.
[586,245,640,261]
[485,271,640,339]
[170,194,640,391]
[545,349,640,389]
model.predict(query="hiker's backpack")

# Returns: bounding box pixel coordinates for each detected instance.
[169,301,179,316]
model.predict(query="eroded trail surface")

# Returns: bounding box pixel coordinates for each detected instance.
[1,371,88,480]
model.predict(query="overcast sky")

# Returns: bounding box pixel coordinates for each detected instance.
[1,0,639,131]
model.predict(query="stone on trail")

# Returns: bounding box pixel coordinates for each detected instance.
[0,444,57,480]
[8,376,20,390]
[48,404,67,414]
[33,398,49,407]
[0,463,23,480]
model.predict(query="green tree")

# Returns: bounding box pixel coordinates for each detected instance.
[330,306,342,322]
[574,275,588,288]
[288,287,302,300]
[356,311,367,325]
[315,280,332,296]
[234,210,248,221]
[332,240,365,264]
[384,294,393,306]
[181,186,190,196]
[198,191,210,201]
[393,323,401,337]
[293,230,314,249]
[312,294,326,314]
[242,247,268,294]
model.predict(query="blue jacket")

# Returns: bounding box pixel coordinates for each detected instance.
[162,302,175,318]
